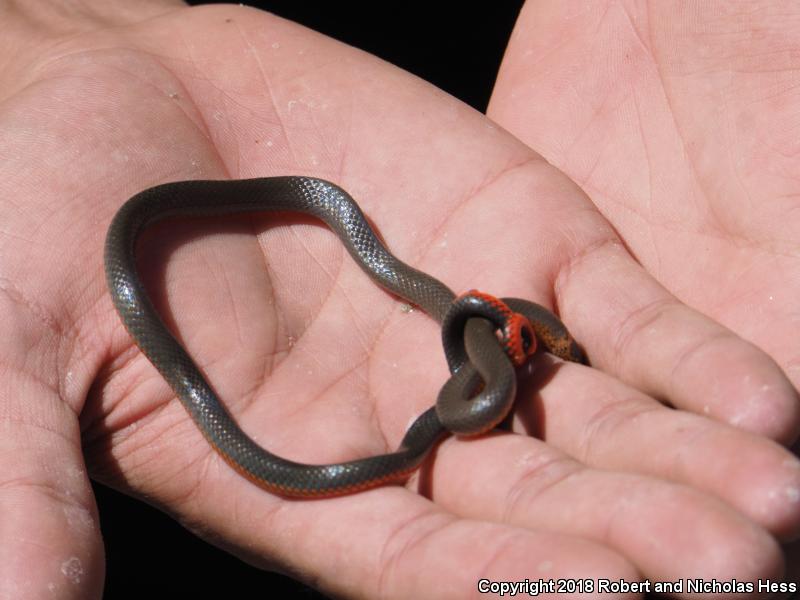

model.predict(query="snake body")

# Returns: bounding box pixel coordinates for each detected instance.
[104,177,585,497]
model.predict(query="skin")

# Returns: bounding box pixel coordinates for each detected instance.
[488,0,800,581]
[0,1,797,598]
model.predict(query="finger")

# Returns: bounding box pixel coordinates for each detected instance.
[0,352,103,598]
[428,434,783,594]
[490,0,800,399]
[556,239,800,443]
[402,164,800,444]
[165,478,639,600]
[87,339,635,600]
[521,359,800,540]
[486,2,800,444]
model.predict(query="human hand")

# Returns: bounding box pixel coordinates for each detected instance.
[1,2,797,599]
[489,0,800,586]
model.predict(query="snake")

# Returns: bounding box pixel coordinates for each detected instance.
[104,176,586,498]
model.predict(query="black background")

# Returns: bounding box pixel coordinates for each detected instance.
[96,2,524,598]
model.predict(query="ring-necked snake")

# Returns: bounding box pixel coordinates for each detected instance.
[104,177,586,498]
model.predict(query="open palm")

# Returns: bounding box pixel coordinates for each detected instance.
[1,3,798,598]
[491,0,800,440]
[490,2,800,583]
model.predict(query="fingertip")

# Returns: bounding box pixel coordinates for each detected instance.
[755,450,800,541]
[762,470,800,542]
[699,518,784,599]
[481,533,642,599]
[672,338,800,444]
[0,450,104,599]
[699,431,800,542]
[0,372,104,599]
[733,378,800,445]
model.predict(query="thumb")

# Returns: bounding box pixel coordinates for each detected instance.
[0,301,104,599]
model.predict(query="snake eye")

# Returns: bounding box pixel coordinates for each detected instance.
[520,322,535,355]
[502,313,537,366]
